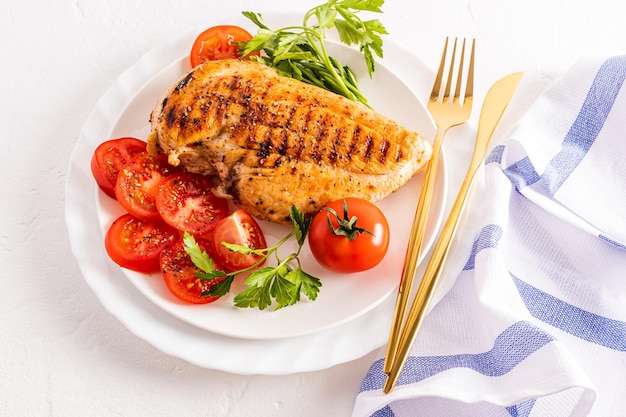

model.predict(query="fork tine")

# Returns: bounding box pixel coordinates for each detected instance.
[453,39,466,105]
[443,38,458,104]
[466,38,476,99]
[430,37,449,101]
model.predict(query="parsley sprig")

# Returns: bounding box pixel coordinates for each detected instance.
[240,0,387,107]
[183,206,321,311]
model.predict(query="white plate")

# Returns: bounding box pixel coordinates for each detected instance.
[92,45,445,340]
[66,12,447,372]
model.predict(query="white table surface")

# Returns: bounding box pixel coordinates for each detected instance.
[3,0,626,415]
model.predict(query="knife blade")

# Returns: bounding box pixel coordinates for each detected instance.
[383,72,524,393]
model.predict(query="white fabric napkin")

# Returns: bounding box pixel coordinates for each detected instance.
[353,56,626,417]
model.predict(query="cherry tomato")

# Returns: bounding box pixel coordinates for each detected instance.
[160,239,225,304]
[308,198,390,273]
[114,152,178,220]
[105,213,179,273]
[212,210,267,271]
[90,137,147,199]
[189,25,259,67]
[155,172,229,237]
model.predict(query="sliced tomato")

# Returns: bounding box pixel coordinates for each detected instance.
[308,198,390,273]
[155,172,229,237]
[212,210,267,271]
[114,152,178,220]
[190,25,259,67]
[105,213,179,273]
[90,137,147,199]
[160,239,225,304]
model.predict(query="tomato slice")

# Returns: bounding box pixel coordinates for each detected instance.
[155,172,229,237]
[115,152,178,220]
[212,210,267,271]
[189,25,259,67]
[308,198,390,273]
[90,137,147,199]
[160,239,225,304]
[105,213,179,273]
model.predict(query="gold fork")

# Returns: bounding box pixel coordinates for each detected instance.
[383,37,475,375]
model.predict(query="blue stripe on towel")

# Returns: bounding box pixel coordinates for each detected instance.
[486,145,506,165]
[512,274,626,351]
[370,397,536,417]
[541,55,626,195]
[504,156,541,192]
[463,224,503,270]
[506,398,536,417]
[359,321,554,392]
[370,405,395,417]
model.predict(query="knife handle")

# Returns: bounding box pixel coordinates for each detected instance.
[383,139,485,392]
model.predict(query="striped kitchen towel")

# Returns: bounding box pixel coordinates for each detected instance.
[353,56,626,417]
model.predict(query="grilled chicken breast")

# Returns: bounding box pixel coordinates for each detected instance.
[147,59,431,224]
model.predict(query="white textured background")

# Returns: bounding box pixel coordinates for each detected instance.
[2,0,626,415]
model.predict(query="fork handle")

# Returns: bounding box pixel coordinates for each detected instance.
[382,127,446,374]
[383,140,486,392]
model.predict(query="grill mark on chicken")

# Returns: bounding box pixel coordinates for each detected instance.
[294,109,314,162]
[166,107,177,129]
[229,74,242,93]
[392,146,401,163]
[328,127,342,163]
[175,71,195,91]
[277,106,297,155]
[347,125,361,161]
[363,134,374,163]
[311,113,328,164]
[378,139,388,164]
[209,95,221,126]
[147,59,432,224]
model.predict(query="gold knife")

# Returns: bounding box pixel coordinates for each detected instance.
[383,72,524,393]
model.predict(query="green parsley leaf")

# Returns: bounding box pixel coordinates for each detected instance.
[203,275,234,297]
[288,268,322,302]
[244,266,278,288]
[234,284,273,310]
[270,272,299,310]
[290,204,311,247]
[183,233,215,273]
[241,11,269,29]
[315,5,338,30]
[338,0,384,12]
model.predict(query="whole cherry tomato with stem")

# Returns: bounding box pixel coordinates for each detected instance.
[308,198,390,274]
